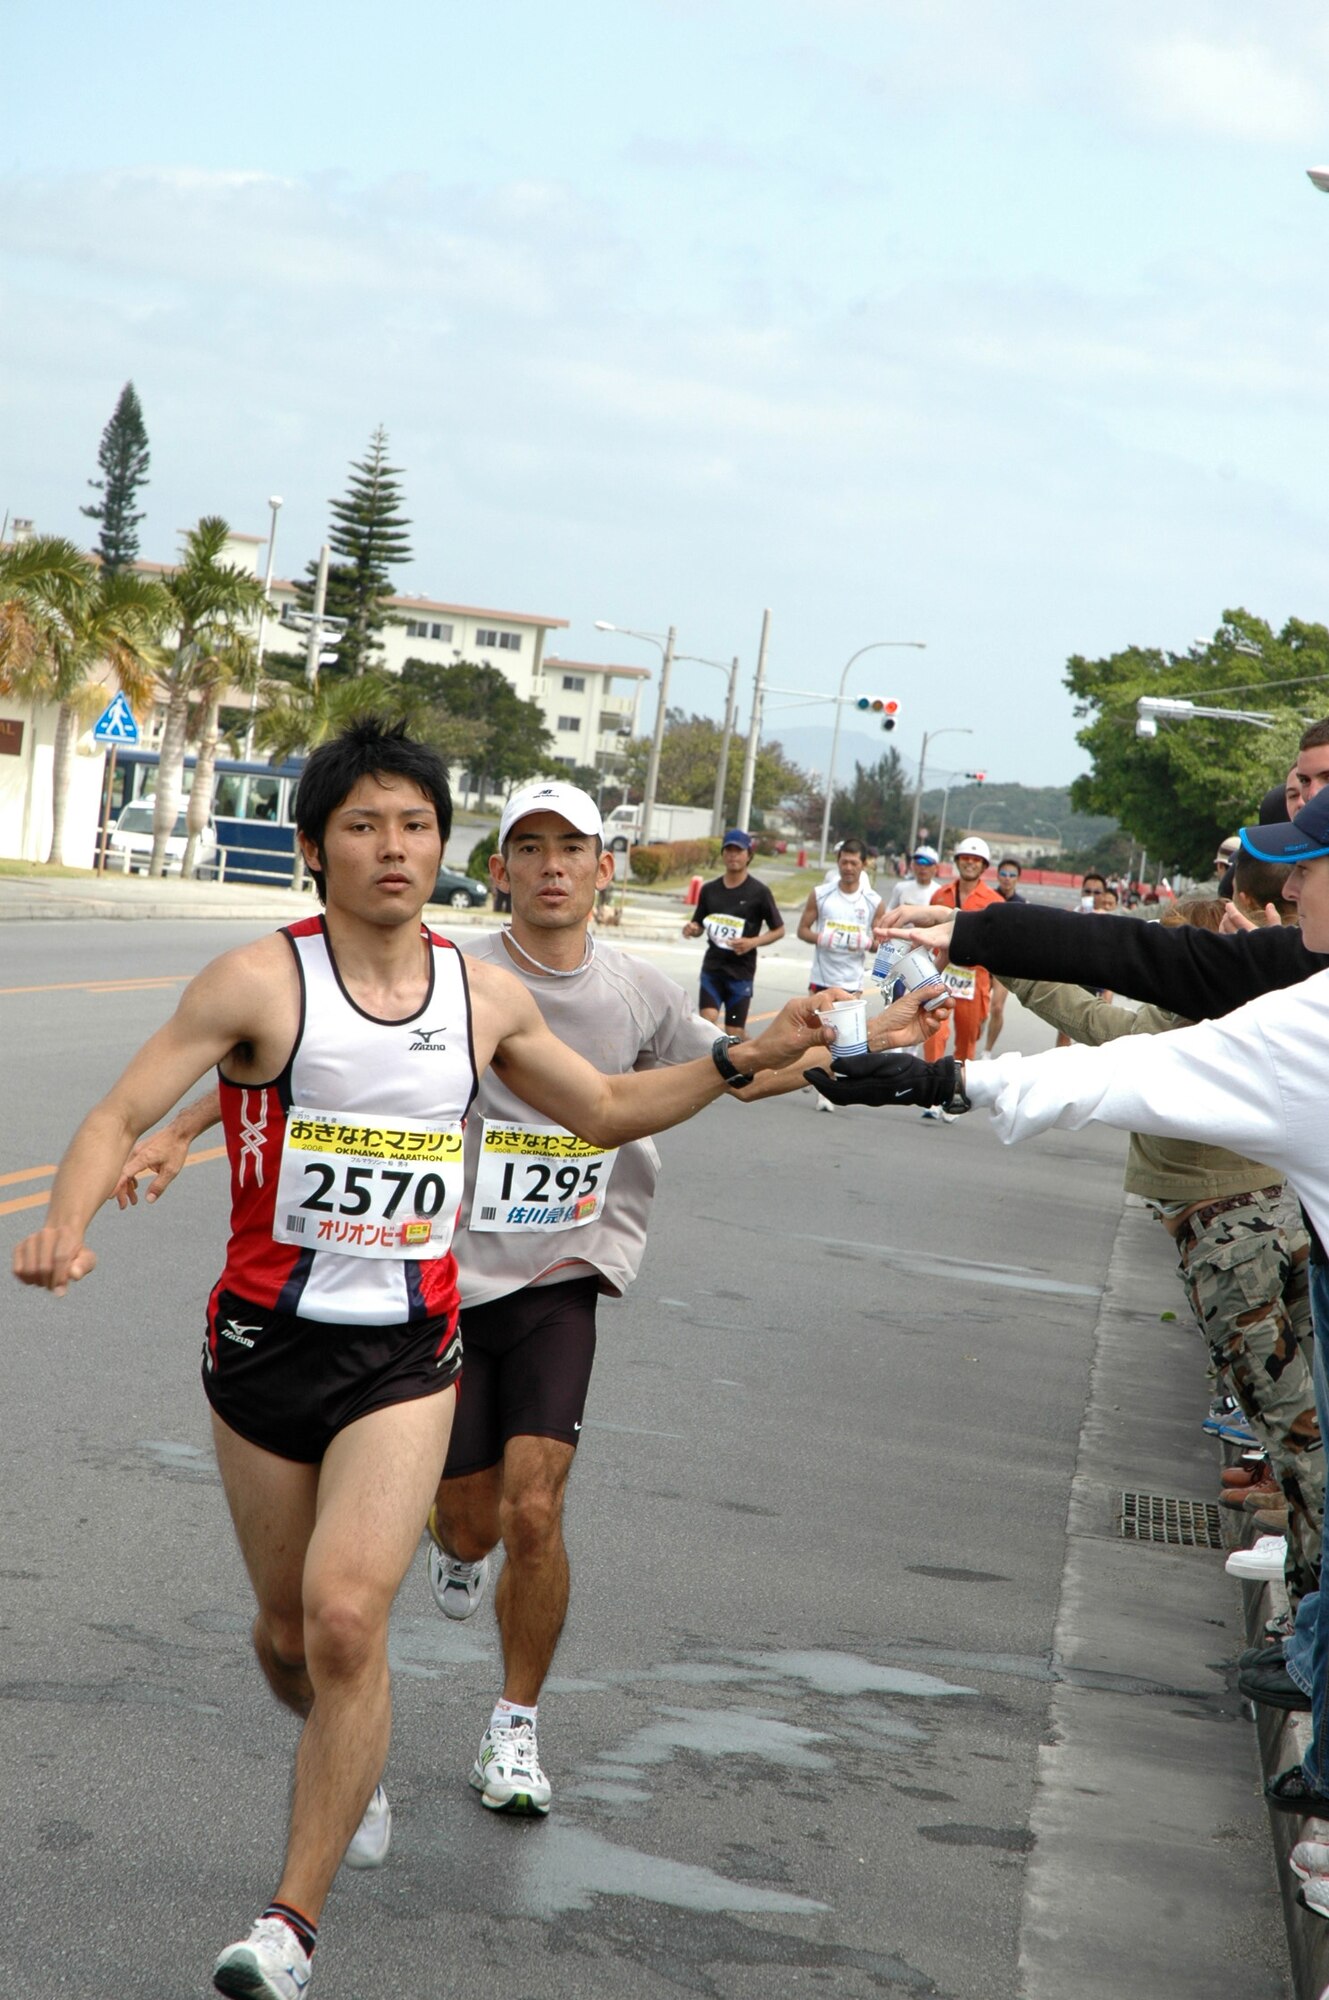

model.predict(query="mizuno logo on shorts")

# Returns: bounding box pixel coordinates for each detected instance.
[220,1319,261,1348]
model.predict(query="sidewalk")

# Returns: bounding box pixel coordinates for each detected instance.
[1017,1198,1304,1998]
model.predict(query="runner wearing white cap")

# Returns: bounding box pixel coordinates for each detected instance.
[886,844,940,912]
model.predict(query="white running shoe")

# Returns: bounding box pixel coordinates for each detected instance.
[343,1783,391,1869]
[427,1540,490,1621]
[1298,1873,1329,1921]
[1292,1841,1329,1883]
[1224,1534,1287,1581]
[814,1095,835,1113]
[470,1720,552,1815]
[212,1916,311,1999]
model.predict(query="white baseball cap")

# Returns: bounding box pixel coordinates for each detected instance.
[953,836,991,862]
[912,844,939,865]
[499,781,603,847]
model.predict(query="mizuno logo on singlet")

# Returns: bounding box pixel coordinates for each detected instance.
[410,1028,447,1051]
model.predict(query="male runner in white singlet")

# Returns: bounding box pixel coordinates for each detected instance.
[12,724,835,2000]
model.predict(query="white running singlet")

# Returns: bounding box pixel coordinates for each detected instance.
[215,915,477,1325]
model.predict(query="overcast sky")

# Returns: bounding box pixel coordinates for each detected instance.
[4,1,1329,786]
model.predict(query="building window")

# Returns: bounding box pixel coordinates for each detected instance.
[561,674,585,692]
[431,622,452,642]
[476,628,522,651]
[405,619,455,642]
[558,716,582,733]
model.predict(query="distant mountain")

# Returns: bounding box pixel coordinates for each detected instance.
[765,722,1114,849]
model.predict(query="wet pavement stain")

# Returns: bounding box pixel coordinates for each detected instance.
[905,1565,1011,1584]
[519,1822,829,1918]
[596,1705,834,1775]
[916,1823,1035,1852]
[545,1904,941,1997]
[733,1649,979,1700]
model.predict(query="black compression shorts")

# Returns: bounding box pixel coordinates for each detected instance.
[442,1274,599,1477]
[698,958,755,1029]
[203,1284,462,1464]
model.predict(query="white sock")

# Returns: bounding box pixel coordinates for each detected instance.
[491,1698,537,1732]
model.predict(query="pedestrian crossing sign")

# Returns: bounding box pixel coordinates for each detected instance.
[92,692,140,745]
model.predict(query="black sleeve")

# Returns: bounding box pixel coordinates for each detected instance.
[761,886,783,931]
[949,903,1326,1019]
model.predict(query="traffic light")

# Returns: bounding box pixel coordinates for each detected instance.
[965,770,986,783]
[856,696,900,732]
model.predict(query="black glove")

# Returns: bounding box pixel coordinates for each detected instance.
[804,1052,968,1110]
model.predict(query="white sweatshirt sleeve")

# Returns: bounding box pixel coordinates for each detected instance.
[964,998,1292,1170]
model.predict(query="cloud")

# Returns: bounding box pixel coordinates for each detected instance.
[1124,34,1326,142]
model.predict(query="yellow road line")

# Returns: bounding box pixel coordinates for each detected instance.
[0,976,189,997]
[0,1143,226,1219]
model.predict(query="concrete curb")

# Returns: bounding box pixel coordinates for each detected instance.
[1017,1201,1294,1999]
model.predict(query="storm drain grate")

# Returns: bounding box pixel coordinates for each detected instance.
[1119,1491,1224,1549]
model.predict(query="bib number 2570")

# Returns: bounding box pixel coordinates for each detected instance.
[272,1108,465,1260]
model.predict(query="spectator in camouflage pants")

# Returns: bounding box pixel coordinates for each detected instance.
[999,955,1323,1610]
[1175,1190,1319,1604]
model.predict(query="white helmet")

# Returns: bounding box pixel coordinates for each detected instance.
[953,836,991,862]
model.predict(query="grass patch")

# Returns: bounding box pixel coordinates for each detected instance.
[0,858,99,880]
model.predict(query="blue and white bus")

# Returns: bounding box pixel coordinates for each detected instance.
[109,748,304,884]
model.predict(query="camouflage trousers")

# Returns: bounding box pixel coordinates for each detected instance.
[1176,1189,1322,1608]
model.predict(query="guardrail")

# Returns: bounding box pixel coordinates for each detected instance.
[102,837,315,888]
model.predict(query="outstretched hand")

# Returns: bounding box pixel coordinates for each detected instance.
[804,1051,966,1109]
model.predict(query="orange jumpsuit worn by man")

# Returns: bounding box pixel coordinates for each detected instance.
[922,837,1003,1067]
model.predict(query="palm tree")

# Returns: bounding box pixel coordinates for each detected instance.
[0,539,166,863]
[150,517,268,877]
[180,626,260,878]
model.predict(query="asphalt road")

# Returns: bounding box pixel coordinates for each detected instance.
[0,921,1276,1999]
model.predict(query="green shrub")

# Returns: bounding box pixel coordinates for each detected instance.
[466,829,499,882]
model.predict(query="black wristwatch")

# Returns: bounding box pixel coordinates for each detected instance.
[711,1034,751,1087]
[945,1062,972,1116]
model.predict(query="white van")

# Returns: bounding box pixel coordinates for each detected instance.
[108,796,221,877]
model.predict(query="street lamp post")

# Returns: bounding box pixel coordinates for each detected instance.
[908,728,973,855]
[242,494,282,758]
[595,619,676,843]
[817,640,926,865]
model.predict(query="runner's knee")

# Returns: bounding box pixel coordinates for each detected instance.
[302,1586,385,1679]
[500,1483,566,1563]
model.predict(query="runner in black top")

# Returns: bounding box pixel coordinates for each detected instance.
[682,829,785,1031]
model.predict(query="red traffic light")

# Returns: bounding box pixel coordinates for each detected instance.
[855,696,900,731]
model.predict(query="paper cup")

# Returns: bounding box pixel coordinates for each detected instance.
[828,995,869,1057]
[896,946,949,1010]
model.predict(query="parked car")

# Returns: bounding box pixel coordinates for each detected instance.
[108,797,221,877]
[428,865,489,910]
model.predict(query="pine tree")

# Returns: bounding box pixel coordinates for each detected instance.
[80,382,150,574]
[297,426,413,676]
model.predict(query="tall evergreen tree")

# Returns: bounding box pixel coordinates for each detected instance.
[297,425,413,676]
[80,382,151,573]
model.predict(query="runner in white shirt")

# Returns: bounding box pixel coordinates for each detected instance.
[800,840,882,994]
[886,844,940,911]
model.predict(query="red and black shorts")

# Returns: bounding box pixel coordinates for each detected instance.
[203,1284,462,1464]
[443,1274,599,1478]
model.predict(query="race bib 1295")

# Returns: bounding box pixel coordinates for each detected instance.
[469,1119,617,1233]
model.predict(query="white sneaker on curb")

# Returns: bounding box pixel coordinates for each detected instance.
[470,1720,551,1815]
[428,1541,490,1621]
[1298,1874,1329,1921]
[814,1095,835,1113]
[212,1917,311,1999]
[1292,1841,1329,1882]
[343,1783,391,1869]
[1224,1534,1287,1581]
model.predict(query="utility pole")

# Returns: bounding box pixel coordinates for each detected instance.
[710,655,740,838]
[736,609,771,832]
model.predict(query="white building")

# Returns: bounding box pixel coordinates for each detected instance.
[0,523,650,863]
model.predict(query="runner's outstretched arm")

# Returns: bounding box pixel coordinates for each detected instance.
[114,1087,222,1206]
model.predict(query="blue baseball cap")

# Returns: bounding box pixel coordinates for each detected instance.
[1240,787,1329,863]
[721,828,754,850]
